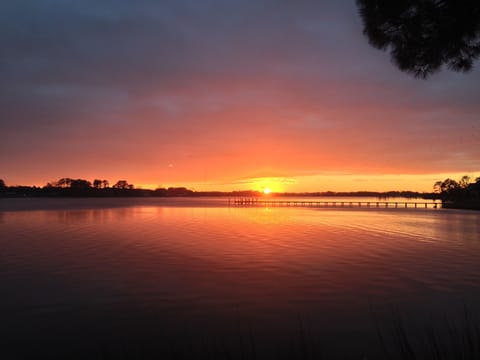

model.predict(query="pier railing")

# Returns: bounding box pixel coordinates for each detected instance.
[229,198,440,209]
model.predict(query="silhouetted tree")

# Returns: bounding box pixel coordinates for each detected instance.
[0,179,5,188]
[113,180,133,189]
[459,175,471,189]
[472,177,480,197]
[70,179,91,189]
[356,0,480,78]
[102,179,109,188]
[166,187,194,196]
[54,178,72,188]
[434,175,480,209]
[93,179,102,189]
[434,178,459,195]
[433,175,480,201]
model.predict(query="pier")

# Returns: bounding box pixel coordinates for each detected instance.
[229,198,440,209]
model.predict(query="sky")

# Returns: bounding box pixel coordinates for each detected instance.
[1,0,479,192]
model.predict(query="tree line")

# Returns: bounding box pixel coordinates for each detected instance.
[45,178,134,190]
[0,177,198,198]
[433,176,480,209]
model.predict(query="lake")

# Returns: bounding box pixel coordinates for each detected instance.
[1,197,479,359]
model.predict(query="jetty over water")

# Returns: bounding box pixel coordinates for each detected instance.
[229,198,440,209]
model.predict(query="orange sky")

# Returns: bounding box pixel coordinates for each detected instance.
[1,1,479,192]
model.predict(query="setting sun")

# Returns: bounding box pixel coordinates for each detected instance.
[263,187,272,194]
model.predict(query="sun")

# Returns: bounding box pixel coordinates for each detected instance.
[246,177,286,194]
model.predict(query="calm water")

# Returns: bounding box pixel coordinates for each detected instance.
[1,198,479,359]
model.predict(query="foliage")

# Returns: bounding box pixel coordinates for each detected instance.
[93,179,102,189]
[434,175,480,203]
[54,178,72,188]
[112,180,134,190]
[70,179,91,189]
[356,0,480,78]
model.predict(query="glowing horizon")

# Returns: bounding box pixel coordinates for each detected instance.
[7,172,480,194]
[140,171,480,193]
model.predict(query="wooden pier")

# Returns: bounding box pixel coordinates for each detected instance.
[229,198,440,209]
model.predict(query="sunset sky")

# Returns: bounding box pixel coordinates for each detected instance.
[1,0,479,192]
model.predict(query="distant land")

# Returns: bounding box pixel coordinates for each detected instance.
[0,186,435,199]
[0,177,436,199]
[1,176,479,210]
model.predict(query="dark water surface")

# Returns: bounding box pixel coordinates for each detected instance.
[1,198,479,359]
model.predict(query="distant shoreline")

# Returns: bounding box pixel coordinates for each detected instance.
[0,186,437,200]
[4,185,479,211]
